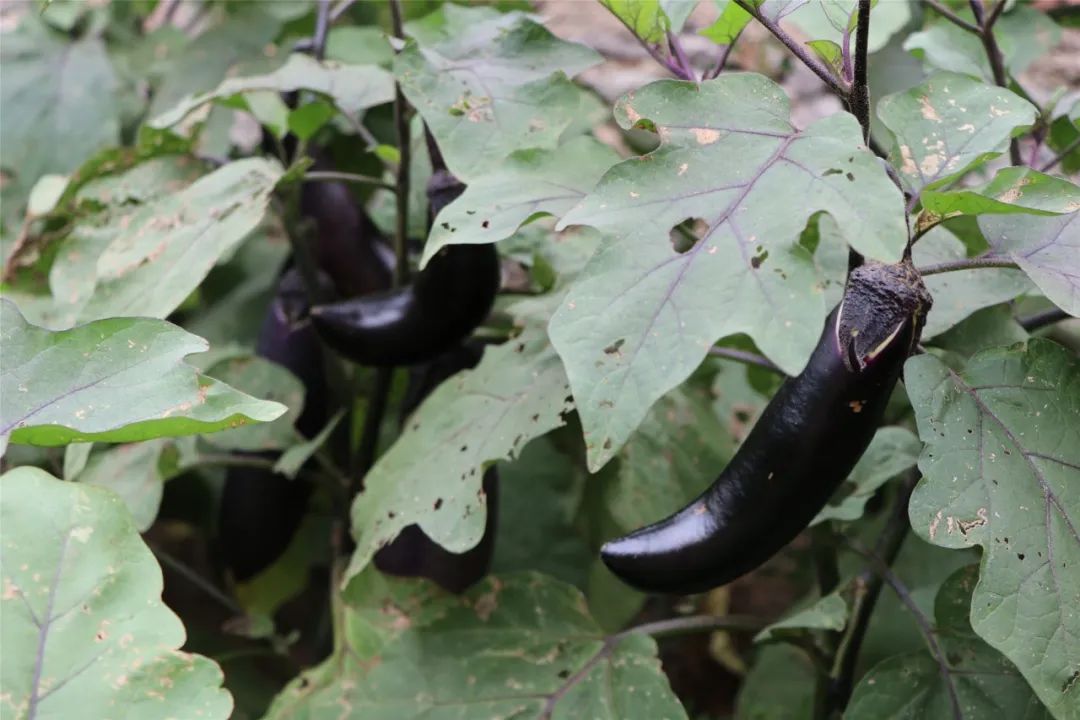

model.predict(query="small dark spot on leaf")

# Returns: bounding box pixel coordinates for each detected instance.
[1017,553,1025,561]
[434,498,443,510]
[515,343,526,353]
[823,168,842,176]
[846,172,855,181]
[441,222,451,230]
[460,445,468,452]
[466,210,476,215]
[388,511,396,519]
[604,338,625,355]
[751,248,769,269]
[603,438,612,450]
[558,670,570,679]
[531,413,540,421]
[482,220,490,229]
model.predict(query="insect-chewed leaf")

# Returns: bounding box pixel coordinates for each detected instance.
[980,211,1080,318]
[906,340,1080,717]
[343,328,574,584]
[0,300,286,457]
[263,571,686,720]
[550,74,904,470]
[0,467,233,720]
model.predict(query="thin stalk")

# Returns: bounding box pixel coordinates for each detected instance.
[1040,135,1080,173]
[352,367,393,494]
[922,0,980,34]
[303,170,395,191]
[969,0,1021,165]
[732,0,850,98]
[827,472,918,711]
[329,0,358,23]
[851,0,872,144]
[617,613,766,641]
[706,30,743,79]
[149,543,243,616]
[667,31,697,81]
[312,0,331,61]
[602,8,693,80]
[1019,307,1070,332]
[389,0,411,285]
[707,346,785,374]
[917,255,1019,276]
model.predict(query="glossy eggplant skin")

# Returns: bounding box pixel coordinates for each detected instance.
[309,170,500,367]
[600,262,931,595]
[373,342,499,593]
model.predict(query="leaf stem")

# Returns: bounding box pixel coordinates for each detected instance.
[706,29,743,79]
[917,255,1019,276]
[312,0,331,61]
[827,472,917,712]
[707,346,785,374]
[969,0,1021,165]
[667,31,697,82]
[922,0,980,34]
[1018,306,1071,332]
[732,0,850,99]
[389,0,411,286]
[303,170,395,191]
[148,542,243,616]
[851,0,872,145]
[352,367,394,495]
[849,543,963,720]
[1040,135,1080,173]
[618,613,766,640]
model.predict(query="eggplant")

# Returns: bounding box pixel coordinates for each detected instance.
[309,170,501,367]
[600,261,931,594]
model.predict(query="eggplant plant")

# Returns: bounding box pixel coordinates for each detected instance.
[0,1,1077,719]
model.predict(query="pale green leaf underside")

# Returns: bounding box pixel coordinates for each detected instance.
[344,328,573,583]
[0,301,285,456]
[906,341,1080,718]
[980,211,1080,317]
[0,467,232,720]
[550,74,906,469]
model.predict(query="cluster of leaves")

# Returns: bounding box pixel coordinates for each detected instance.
[0,1,1077,719]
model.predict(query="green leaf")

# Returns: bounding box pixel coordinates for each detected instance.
[980,212,1080,317]
[274,410,345,480]
[755,592,849,643]
[878,72,1037,196]
[1046,100,1080,175]
[914,226,1033,338]
[263,571,686,720]
[735,644,816,720]
[199,355,305,452]
[343,328,574,583]
[149,53,394,131]
[906,340,1080,718]
[0,466,233,719]
[600,0,671,43]
[394,4,601,180]
[0,17,120,213]
[922,167,1080,219]
[74,439,179,531]
[812,426,921,525]
[325,26,395,66]
[806,39,844,78]
[847,565,1055,720]
[550,75,906,470]
[787,0,912,53]
[699,0,753,45]
[492,437,592,588]
[24,157,283,329]
[0,300,286,457]
[905,5,1062,85]
[932,305,1029,360]
[421,136,620,266]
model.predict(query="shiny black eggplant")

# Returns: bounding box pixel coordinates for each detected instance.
[600,261,931,594]
[373,342,499,593]
[309,170,500,367]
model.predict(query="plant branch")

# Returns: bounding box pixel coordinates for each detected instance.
[604,11,692,80]
[352,367,393,495]
[917,255,1019,276]
[922,0,980,34]
[329,0,358,23]
[667,31,697,82]
[312,0,331,61]
[618,613,766,640]
[732,0,850,98]
[969,0,1021,165]
[1040,135,1080,173]
[707,346,785,374]
[706,30,743,79]
[148,542,243,616]
[851,0,872,144]
[389,0,411,286]
[827,472,918,712]
[303,170,395,191]
[1018,306,1071,332]
[850,544,963,720]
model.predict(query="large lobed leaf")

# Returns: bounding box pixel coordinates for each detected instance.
[878,72,1036,197]
[343,328,574,583]
[148,53,394,130]
[980,211,1080,318]
[421,136,620,265]
[847,565,1054,720]
[0,467,232,720]
[906,340,1080,718]
[263,571,686,720]
[0,300,285,457]
[549,74,905,470]
[394,4,601,181]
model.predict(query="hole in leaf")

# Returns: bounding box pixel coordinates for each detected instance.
[670,217,703,254]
